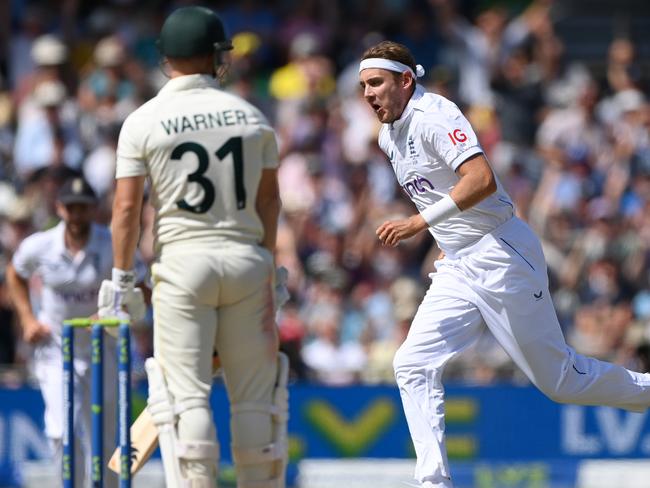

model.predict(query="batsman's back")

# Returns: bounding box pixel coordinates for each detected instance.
[116,78,279,253]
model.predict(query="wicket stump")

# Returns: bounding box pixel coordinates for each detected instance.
[62,317,132,488]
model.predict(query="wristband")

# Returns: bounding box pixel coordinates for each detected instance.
[112,267,136,291]
[420,195,462,227]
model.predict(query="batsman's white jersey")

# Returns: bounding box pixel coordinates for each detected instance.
[378,85,650,488]
[12,222,145,487]
[116,74,278,255]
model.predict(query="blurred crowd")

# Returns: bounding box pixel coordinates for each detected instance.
[1,0,650,387]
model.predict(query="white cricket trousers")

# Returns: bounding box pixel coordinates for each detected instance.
[151,242,278,483]
[393,217,650,487]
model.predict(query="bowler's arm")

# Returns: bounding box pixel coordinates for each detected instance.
[255,168,281,253]
[450,153,497,209]
[377,153,497,246]
[411,154,497,232]
[411,153,498,229]
[112,176,146,270]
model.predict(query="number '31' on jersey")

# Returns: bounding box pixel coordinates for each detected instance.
[115,74,279,253]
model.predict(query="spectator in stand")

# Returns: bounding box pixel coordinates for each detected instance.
[13,80,83,180]
[490,47,545,180]
[269,32,336,139]
[77,35,144,151]
[0,266,17,367]
[13,33,74,109]
[431,0,513,108]
[531,79,607,230]
[598,37,643,126]
[301,303,367,385]
[0,73,13,182]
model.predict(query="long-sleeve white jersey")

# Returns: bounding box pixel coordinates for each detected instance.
[116,74,279,254]
[378,85,514,254]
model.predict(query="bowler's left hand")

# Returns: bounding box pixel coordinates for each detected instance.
[376,214,427,247]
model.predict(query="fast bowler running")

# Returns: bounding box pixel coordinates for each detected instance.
[358,40,650,488]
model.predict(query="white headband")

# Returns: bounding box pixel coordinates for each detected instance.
[359,58,426,79]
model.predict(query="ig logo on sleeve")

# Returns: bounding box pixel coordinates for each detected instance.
[447,129,467,146]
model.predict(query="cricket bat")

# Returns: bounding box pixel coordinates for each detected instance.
[108,408,158,475]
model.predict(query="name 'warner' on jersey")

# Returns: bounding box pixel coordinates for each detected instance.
[378,85,514,254]
[115,74,279,252]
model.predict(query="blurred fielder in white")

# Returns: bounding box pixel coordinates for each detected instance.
[98,6,288,488]
[359,40,650,488]
[6,176,146,487]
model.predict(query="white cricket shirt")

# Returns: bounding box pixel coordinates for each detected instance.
[11,222,145,332]
[115,74,279,253]
[378,85,514,254]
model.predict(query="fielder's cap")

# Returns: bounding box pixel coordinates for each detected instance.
[31,34,68,66]
[57,177,98,205]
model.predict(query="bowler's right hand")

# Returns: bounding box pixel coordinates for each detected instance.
[376,214,427,247]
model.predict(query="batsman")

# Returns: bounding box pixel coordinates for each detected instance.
[98,6,288,487]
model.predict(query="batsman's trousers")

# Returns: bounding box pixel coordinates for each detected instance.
[151,241,278,481]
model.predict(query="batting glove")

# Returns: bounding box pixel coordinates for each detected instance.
[97,268,146,323]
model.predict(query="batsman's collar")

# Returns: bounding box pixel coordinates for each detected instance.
[159,73,219,94]
[359,58,425,79]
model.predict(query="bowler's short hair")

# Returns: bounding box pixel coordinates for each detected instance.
[361,41,417,74]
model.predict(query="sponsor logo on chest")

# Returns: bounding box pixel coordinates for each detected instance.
[54,287,100,304]
[389,134,435,196]
[403,176,434,197]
